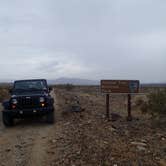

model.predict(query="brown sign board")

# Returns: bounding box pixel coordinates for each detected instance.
[101,80,140,93]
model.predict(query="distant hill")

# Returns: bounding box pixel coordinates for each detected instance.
[0,79,165,87]
[48,77,99,85]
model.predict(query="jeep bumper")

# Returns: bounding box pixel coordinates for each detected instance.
[3,107,54,118]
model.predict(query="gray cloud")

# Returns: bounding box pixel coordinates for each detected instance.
[0,0,166,83]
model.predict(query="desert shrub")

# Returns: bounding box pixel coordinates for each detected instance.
[64,84,74,91]
[135,98,145,106]
[148,89,166,115]
[0,87,10,102]
[138,89,166,116]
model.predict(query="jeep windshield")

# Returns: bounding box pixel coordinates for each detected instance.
[13,80,47,92]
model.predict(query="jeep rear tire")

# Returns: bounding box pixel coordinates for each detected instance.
[2,112,14,127]
[46,111,54,124]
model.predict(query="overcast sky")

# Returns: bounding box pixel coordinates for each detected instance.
[0,0,166,83]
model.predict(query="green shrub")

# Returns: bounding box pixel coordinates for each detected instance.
[148,89,166,115]
[138,89,166,116]
[64,84,74,91]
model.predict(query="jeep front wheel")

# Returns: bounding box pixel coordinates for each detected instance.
[2,112,14,127]
[46,111,54,124]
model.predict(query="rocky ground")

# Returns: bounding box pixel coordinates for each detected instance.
[0,87,166,166]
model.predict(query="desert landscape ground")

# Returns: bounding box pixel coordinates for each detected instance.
[0,86,166,166]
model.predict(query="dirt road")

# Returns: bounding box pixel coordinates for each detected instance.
[0,88,166,166]
[0,89,60,166]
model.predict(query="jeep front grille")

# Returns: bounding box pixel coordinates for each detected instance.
[17,96,40,109]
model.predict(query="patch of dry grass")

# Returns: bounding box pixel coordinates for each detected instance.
[0,86,10,102]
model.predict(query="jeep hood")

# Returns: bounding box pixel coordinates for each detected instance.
[11,91,48,97]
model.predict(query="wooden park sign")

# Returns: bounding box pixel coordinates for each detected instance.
[101,80,140,121]
[101,80,139,94]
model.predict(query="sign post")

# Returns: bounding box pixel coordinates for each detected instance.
[101,80,140,121]
[106,94,110,120]
[127,94,132,121]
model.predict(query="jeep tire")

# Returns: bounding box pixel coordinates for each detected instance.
[46,111,54,124]
[2,112,14,127]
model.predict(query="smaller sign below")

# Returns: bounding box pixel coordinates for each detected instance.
[101,80,140,93]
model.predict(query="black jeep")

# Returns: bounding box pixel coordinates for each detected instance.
[2,79,54,126]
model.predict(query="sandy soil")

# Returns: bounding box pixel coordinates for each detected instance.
[0,87,166,166]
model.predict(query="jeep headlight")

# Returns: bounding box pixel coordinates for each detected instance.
[11,98,18,104]
[39,97,45,103]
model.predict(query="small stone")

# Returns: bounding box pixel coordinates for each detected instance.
[15,144,22,149]
[124,130,129,135]
[155,157,160,160]
[101,115,105,119]
[64,122,70,126]
[87,120,92,124]
[111,157,115,161]
[5,148,11,152]
[76,150,81,155]
[137,146,146,151]
[141,139,147,143]
[103,141,109,145]
[47,151,55,154]
[110,126,116,132]
[52,139,56,143]
[161,137,165,141]
[131,141,147,147]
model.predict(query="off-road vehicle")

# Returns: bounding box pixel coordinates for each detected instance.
[2,79,54,126]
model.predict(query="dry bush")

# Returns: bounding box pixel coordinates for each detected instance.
[0,87,10,102]
[137,89,166,116]
[63,84,74,91]
[148,89,166,115]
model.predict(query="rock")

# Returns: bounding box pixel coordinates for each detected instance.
[76,150,81,155]
[141,139,147,143]
[124,130,129,136]
[15,144,22,149]
[137,146,146,151]
[110,127,116,132]
[155,157,160,160]
[52,139,56,144]
[103,141,109,145]
[5,148,11,152]
[47,151,55,154]
[87,120,92,124]
[64,122,71,126]
[101,115,105,119]
[109,125,117,132]
[131,141,147,147]
[111,113,122,121]
[70,106,82,112]
[110,157,115,161]
[161,137,165,141]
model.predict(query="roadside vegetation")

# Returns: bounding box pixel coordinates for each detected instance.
[137,88,166,117]
[0,85,10,102]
